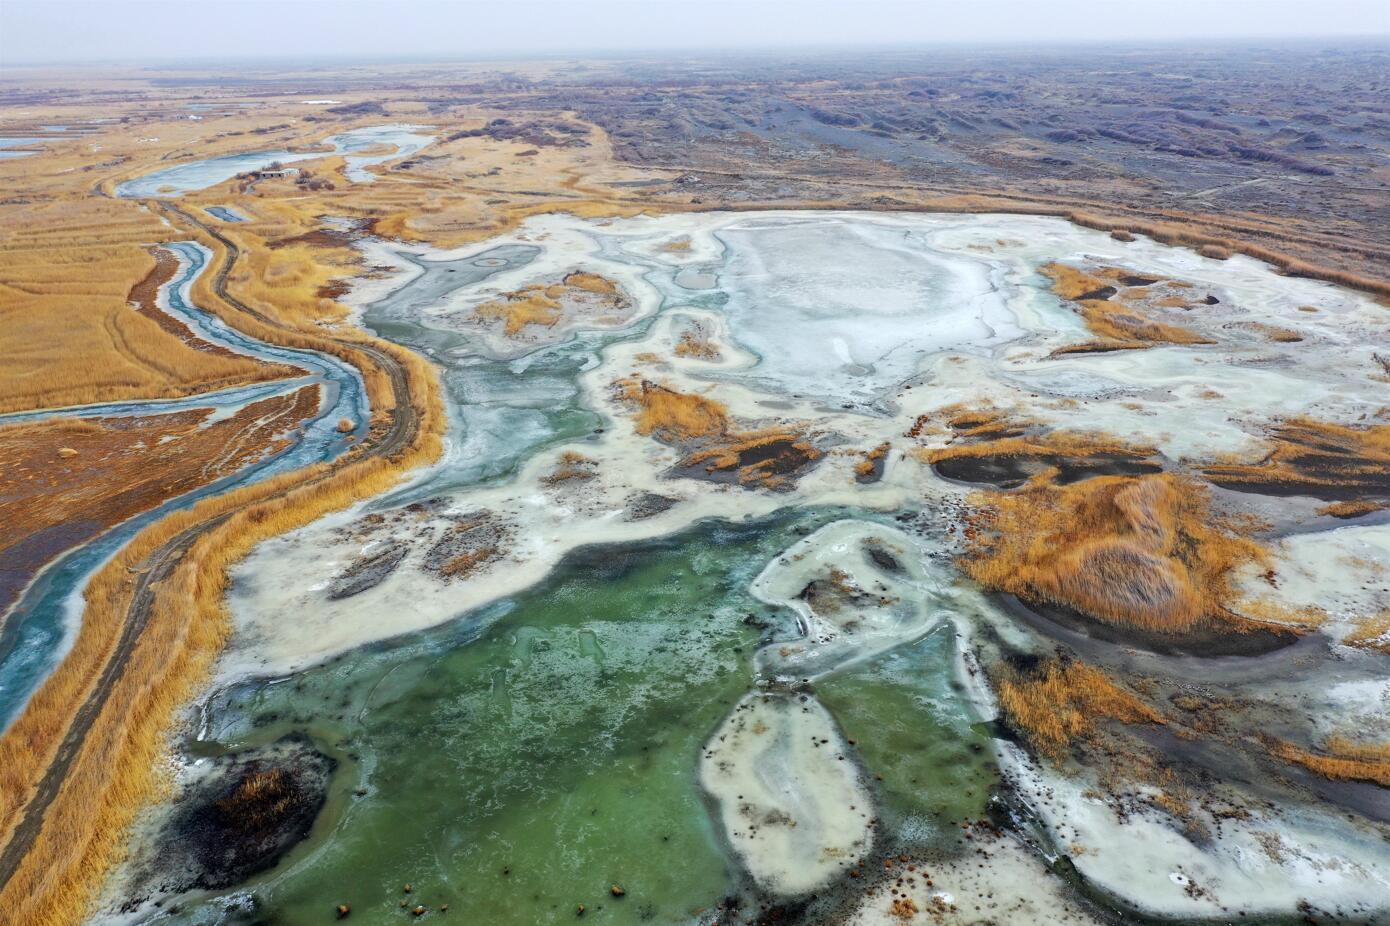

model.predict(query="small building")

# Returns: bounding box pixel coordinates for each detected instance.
[254,167,299,179]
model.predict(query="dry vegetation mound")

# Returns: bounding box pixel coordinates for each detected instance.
[475,271,628,337]
[614,378,822,490]
[961,472,1268,636]
[914,406,1160,487]
[1042,262,1215,354]
[1204,418,1390,502]
[1265,736,1390,788]
[993,654,1164,760]
[619,378,731,441]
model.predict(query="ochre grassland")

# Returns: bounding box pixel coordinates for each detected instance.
[0,199,287,413]
[993,656,1164,760]
[919,405,1157,469]
[1266,736,1390,788]
[614,377,821,489]
[960,472,1268,636]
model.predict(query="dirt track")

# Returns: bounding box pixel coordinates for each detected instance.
[0,203,421,887]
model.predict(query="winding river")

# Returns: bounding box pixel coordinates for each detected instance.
[0,241,368,729]
[114,125,436,197]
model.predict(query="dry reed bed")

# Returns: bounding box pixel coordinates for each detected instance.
[993,656,1164,760]
[615,378,821,490]
[619,378,732,441]
[919,406,1158,468]
[1346,611,1390,653]
[1040,262,1214,353]
[0,224,445,926]
[475,271,624,336]
[1265,737,1390,788]
[125,246,294,375]
[0,199,285,412]
[961,472,1269,636]
[1318,499,1389,519]
[1203,419,1390,500]
[172,222,401,415]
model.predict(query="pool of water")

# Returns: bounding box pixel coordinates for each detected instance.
[114,125,435,197]
[0,136,48,160]
[205,205,248,222]
[140,508,1001,926]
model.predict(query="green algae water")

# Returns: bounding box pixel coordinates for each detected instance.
[175,513,853,925]
[816,625,997,842]
[156,511,1009,925]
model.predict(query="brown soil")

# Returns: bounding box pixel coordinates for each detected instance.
[678,431,822,491]
[127,246,297,369]
[139,736,335,894]
[674,322,722,361]
[0,385,320,618]
[423,511,510,580]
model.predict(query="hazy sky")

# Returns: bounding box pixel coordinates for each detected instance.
[3,0,1388,64]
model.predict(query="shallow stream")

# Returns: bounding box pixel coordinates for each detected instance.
[0,242,367,729]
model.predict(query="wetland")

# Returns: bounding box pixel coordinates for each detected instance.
[89,212,1390,925]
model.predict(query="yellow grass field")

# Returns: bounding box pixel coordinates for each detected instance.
[960,472,1268,635]
[993,657,1164,759]
[0,199,285,412]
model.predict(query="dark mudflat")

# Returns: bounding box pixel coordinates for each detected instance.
[996,593,1300,658]
[327,543,407,599]
[623,491,679,521]
[141,736,335,895]
[932,452,1161,489]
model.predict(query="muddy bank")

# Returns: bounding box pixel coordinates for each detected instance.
[123,736,334,905]
[994,592,1300,658]
[932,451,1162,488]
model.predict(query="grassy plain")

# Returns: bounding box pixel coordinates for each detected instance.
[0,200,286,412]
